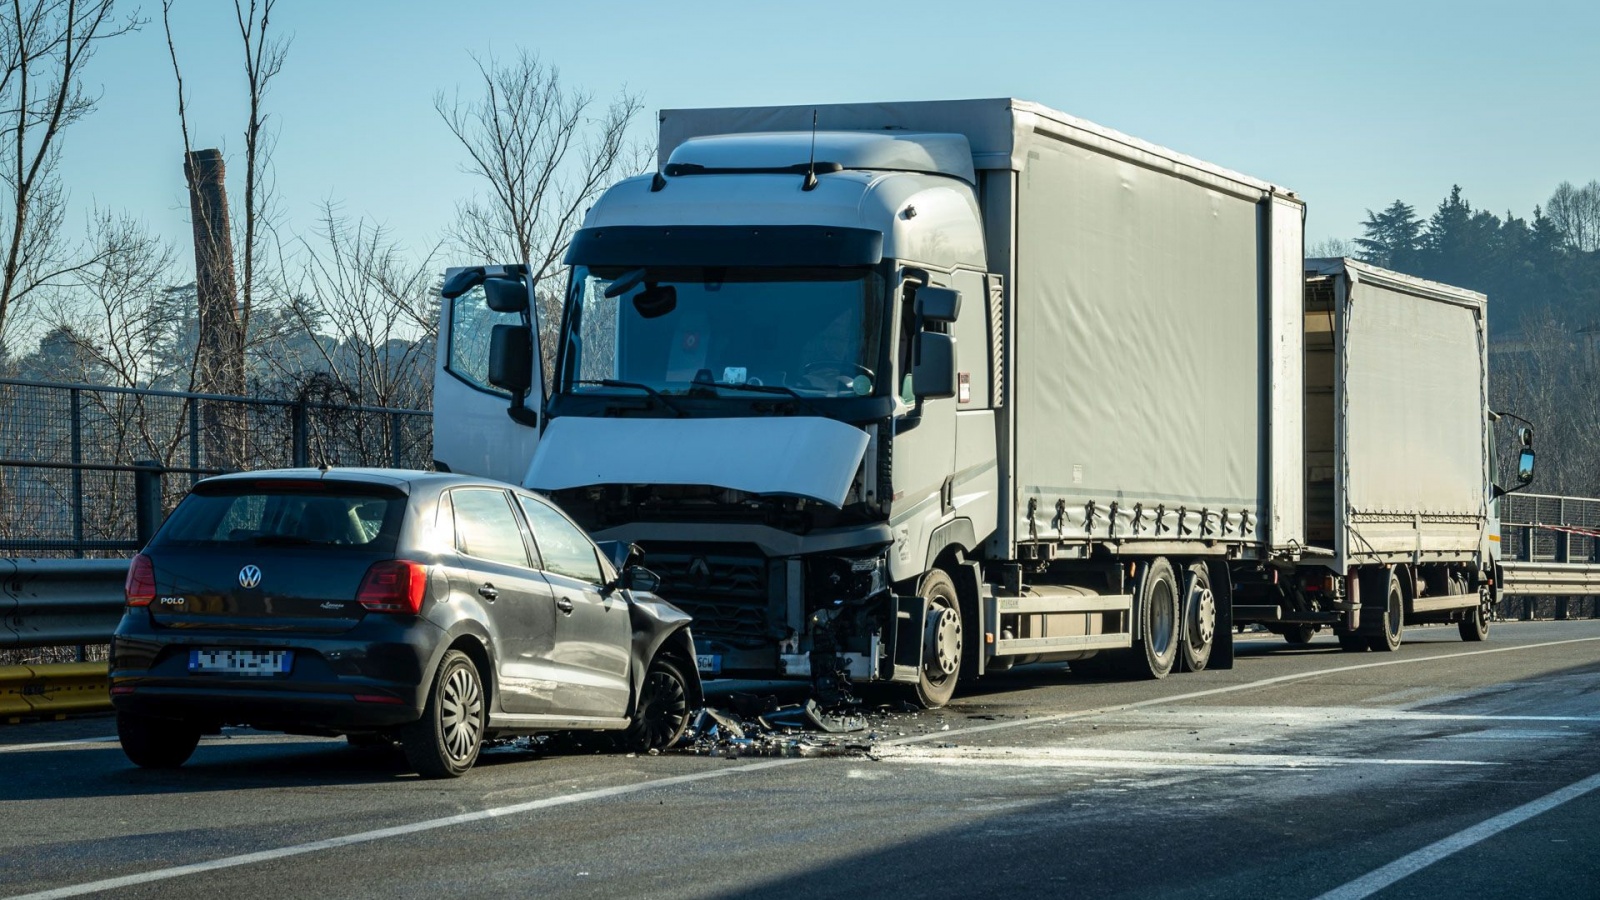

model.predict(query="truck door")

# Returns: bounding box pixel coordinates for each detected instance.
[434,265,544,483]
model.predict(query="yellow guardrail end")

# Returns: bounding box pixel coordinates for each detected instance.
[0,661,111,719]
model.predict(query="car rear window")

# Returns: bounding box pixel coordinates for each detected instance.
[155,482,407,552]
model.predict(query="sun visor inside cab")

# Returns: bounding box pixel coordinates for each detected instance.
[564,225,883,268]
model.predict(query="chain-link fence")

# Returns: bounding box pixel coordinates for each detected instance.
[0,377,432,559]
[1500,492,1600,564]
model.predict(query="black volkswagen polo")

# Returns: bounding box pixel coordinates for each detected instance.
[110,468,700,778]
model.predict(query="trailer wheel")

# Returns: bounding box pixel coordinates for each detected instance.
[1365,571,1404,652]
[1179,562,1216,672]
[1459,587,1492,642]
[1130,557,1179,679]
[912,570,963,708]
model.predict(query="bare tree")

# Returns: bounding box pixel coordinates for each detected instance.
[1546,180,1600,253]
[1490,310,1600,496]
[1307,237,1355,259]
[270,203,439,412]
[0,0,137,346]
[435,51,643,386]
[162,0,287,467]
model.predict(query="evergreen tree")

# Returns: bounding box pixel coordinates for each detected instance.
[1354,200,1423,269]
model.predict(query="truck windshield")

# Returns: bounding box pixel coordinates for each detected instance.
[562,266,886,399]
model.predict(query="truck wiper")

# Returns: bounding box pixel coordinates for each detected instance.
[710,382,827,416]
[572,379,687,417]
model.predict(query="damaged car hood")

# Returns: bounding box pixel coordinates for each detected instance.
[524,416,870,508]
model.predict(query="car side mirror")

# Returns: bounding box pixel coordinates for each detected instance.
[912,332,957,399]
[624,565,661,594]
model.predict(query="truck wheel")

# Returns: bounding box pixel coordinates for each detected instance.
[624,656,692,751]
[1283,624,1318,646]
[1365,571,1404,652]
[913,570,963,708]
[117,712,201,769]
[1336,631,1367,652]
[401,649,485,778]
[1179,562,1216,672]
[1459,588,1492,642]
[1129,558,1179,679]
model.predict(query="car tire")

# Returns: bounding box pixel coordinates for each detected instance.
[401,649,485,778]
[117,711,201,769]
[624,656,692,752]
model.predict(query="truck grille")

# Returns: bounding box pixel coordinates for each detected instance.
[640,544,770,646]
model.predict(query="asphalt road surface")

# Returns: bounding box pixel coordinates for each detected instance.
[4,620,1600,899]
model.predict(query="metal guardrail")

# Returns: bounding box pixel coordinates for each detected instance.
[1500,561,1600,597]
[1,558,130,650]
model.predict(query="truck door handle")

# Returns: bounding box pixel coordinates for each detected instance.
[478,583,498,601]
[556,597,574,614]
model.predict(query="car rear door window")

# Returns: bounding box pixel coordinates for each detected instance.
[518,496,602,584]
[450,489,532,568]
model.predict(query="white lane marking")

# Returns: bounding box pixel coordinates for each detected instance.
[2,758,803,900]
[10,634,1599,898]
[883,635,1600,748]
[0,736,116,753]
[874,745,1495,770]
[0,732,324,754]
[1313,769,1600,900]
[1114,707,1600,724]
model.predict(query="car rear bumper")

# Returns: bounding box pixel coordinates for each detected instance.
[109,609,442,732]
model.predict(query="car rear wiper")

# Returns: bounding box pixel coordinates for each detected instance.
[709,382,827,416]
[572,379,687,417]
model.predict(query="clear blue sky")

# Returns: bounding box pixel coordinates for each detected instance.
[56,0,1600,272]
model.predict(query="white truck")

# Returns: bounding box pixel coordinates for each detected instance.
[431,99,1533,707]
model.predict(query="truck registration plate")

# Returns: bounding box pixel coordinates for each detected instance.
[189,649,293,676]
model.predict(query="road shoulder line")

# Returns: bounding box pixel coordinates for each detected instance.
[1313,769,1600,900]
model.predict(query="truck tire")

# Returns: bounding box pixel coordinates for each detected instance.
[1459,587,1492,642]
[401,649,485,778]
[1283,624,1318,646]
[1179,562,1216,672]
[912,569,963,708]
[1128,557,1179,679]
[1364,570,1404,653]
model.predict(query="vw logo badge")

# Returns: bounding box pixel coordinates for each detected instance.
[238,565,262,589]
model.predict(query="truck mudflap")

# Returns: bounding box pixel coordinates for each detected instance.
[1208,560,1236,670]
[887,593,927,684]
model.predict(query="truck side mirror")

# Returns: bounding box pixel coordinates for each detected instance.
[913,332,958,399]
[484,276,529,313]
[1517,449,1535,485]
[488,324,538,426]
[916,286,961,324]
[488,324,532,393]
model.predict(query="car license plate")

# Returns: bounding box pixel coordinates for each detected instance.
[696,654,721,676]
[189,648,293,676]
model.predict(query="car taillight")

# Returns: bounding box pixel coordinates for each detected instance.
[125,553,156,607]
[357,560,427,614]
